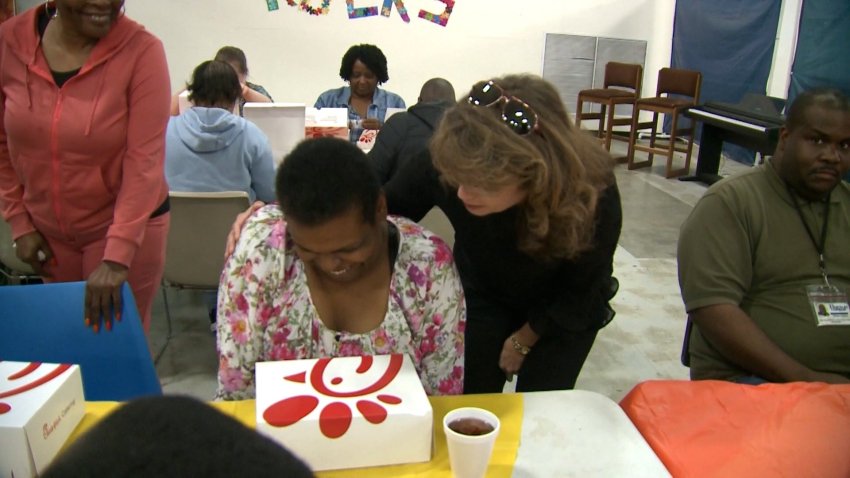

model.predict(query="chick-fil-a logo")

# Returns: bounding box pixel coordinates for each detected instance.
[267,0,455,27]
[262,355,403,438]
[0,362,71,415]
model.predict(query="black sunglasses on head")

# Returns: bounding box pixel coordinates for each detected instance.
[467,80,540,136]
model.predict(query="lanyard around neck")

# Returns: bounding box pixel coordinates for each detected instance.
[786,183,832,286]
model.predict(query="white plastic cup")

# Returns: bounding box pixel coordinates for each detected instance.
[443,407,501,478]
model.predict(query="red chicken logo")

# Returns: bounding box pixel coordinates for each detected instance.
[0,362,71,414]
[262,355,404,438]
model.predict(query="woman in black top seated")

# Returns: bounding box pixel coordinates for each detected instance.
[383,74,622,393]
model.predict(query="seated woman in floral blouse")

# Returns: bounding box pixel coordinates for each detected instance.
[215,137,465,400]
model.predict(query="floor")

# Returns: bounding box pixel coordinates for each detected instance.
[150,139,752,403]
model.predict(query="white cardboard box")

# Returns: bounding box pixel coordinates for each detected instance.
[305,107,349,141]
[0,362,85,478]
[243,102,307,166]
[255,354,432,471]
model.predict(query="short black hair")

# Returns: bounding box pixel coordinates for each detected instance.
[339,44,389,84]
[277,137,381,225]
[42,395,314,478]
[786,88,850,131]
[187,60,241,107]
[214,45,249,75]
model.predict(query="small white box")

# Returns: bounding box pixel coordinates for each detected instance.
[305,107,349,141]
[0,362,85,478]
[243,102,307,166]
[255,354,432,471]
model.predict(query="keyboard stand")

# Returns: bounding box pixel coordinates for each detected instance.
[680,107,781,186]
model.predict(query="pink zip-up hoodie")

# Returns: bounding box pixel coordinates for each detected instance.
[0,5,170,267]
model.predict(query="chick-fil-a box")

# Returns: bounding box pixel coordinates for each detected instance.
[0,361,84,477]
[255,354,432,471]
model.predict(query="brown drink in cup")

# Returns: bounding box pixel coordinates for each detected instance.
[443,407,500,478]
[448,417,496,436]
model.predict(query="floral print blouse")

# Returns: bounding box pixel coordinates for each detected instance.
[215,205,465,400]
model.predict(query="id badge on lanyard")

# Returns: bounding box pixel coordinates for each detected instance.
[806,285,850,326]
[787,185,849,326]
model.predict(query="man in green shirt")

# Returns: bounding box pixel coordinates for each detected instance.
[678,88,850,383]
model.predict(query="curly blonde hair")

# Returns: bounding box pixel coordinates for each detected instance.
[430,74,615,261]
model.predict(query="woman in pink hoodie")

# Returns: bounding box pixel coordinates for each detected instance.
[0,1,171,333]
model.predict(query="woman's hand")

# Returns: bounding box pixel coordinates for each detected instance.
[499,323,540,381]
[361,118,381,130]
[85,261,129,333]
[224,201,265,259]
[241,84,272,104]
[14,231,54,277]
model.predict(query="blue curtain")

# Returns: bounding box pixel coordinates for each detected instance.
[788,0,850,181]
[670,0,781,164]
[788,0,850,104]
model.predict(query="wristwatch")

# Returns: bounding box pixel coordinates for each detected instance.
[510,335,531,356]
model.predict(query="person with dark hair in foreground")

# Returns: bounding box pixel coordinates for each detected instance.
[314,44,406,143]
[42,395,314,478]
[369,77,456,184]
[679,88,850,384]
[216,137,464,400]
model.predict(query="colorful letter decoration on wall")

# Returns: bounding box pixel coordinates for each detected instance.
[381,0,410,23]
[287,0,332,15]
[270,0,455,27]
[419,0,453,27]
[347,0,379,19]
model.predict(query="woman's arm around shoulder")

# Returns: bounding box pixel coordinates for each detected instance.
[215,205,287,400]
[396,218,465,395]
[383,149,441,221]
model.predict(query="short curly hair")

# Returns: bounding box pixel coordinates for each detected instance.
[276,137,381,226]
[339,44,389,84]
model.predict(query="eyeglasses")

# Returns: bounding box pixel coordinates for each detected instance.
[467,80,540,136]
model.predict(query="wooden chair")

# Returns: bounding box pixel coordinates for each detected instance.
[575,62,643,155]
[627,68,702,178]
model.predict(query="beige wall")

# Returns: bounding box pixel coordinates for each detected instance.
[126,0,799,106]
[128,0,675,107]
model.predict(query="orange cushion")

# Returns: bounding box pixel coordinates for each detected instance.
[620,380,850,478]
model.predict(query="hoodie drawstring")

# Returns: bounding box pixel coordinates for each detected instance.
[84,61,109,136]
[24,67,33,110]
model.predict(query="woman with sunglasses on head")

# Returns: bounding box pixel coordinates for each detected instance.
[383,74,622,393]
[0,0,170,333]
